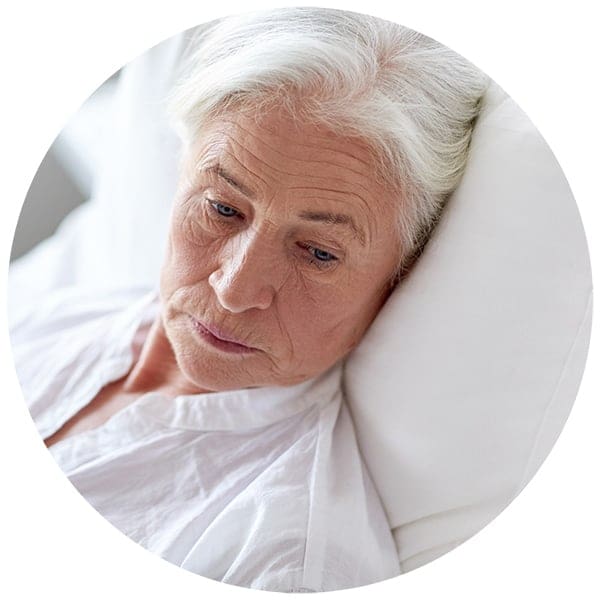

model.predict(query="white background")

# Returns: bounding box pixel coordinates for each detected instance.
[1,1,597,598]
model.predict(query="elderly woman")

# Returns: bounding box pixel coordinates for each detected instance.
[11,7,487,593]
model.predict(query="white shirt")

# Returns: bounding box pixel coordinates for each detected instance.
[10,286,400,592]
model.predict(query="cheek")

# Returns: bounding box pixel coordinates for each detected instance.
[279,278,376,360]
[161,203,223,290]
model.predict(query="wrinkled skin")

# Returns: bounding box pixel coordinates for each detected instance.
[144,108,401,394]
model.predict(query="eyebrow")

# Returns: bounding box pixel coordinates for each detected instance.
[298,210,366,246]
[207,165,256,198]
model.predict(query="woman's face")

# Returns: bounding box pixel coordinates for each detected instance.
[160,108,401,390]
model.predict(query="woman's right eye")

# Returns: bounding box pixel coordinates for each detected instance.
[209,200,241,219]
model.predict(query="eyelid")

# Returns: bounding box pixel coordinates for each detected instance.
[299,242,341,269]
[207,197,245,220]
[307,245,338,260]
[302,239,343,258]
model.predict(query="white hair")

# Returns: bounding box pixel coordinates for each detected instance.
[167,7,489,276]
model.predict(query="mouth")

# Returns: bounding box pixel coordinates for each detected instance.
[189,316,257,355]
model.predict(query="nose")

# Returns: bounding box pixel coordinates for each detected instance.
[208,231,279,313]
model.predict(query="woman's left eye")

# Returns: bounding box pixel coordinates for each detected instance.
[209,200,240,218]
[304,244,338,264]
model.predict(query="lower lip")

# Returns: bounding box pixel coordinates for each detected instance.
[190,317,255,355]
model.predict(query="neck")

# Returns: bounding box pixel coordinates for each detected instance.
[122,315,209,397]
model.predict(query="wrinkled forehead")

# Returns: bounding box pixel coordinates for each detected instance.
[191,111,380,188]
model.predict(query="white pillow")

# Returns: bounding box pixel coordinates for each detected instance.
[344,81,592,572]
[8,33,184,314]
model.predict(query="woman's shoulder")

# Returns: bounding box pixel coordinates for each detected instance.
[9,284,156,391]
[9,284,157,436]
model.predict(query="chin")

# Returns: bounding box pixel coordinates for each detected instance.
[173,341,317,393]
[168,328,261,392]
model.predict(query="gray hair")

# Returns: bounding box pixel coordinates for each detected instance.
[167,7,489,276]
